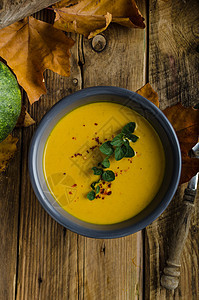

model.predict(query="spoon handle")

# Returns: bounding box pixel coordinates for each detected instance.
[161,188,196,290]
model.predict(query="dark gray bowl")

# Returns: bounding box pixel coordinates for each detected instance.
[29,86,181,238]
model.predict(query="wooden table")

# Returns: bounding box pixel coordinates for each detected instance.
[0,1,199,299]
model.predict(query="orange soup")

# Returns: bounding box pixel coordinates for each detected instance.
[43,102,165,224]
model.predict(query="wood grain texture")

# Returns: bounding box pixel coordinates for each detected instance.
[0,129,21,300]
[149,0,199,109]
[79,234,143,300]
[146,0,199,298]
[145,187,199,300]
[0,0,59,29]
[83,23,146,91]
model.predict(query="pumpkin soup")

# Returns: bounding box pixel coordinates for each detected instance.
[43,102,165,224]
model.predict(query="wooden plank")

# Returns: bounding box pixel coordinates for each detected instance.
[0,0,59,29]
[83,22,146,91]
[0,129,21,299]
[77,234,143,300]
[145,0,199,299]
[148,0,199,109]
[15,9,83,299]
[0,133,21,300]
[77,1,147,299]
[145,187,199,300]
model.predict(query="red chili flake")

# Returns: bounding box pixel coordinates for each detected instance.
[104,138,107,141]
[102,181,105,185]
[100,189,105,194]
[86,150,89,153]
[72,137,76,140]
[69,191,72,195]
[107,191,112,196]
[117,167,119,169]
[92,138,94,140]
[71,156,74,158]
[83,124,85,126]
[115,172,118,177]
[94,123,98,125]
[95,132,97,135]
[71,184,77,188]
[96,195,100,199]
[74,153,82,157]
[99,142,102,145]
[90,145,97,151]
[102,197,105,200]
[63,173,66,175]
[95,137,100,144]
[108,183,111,188]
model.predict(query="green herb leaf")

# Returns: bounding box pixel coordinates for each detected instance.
[101,157,110,168]
[131,134,139,142]
[110,133,123,147]
[99,141,114,156]
[87,190,96,200]
[91,180,100,190]
[123,139,130,147]
[92,167,103,175]
[87,121,139,200]
[124,132,139,142]
[122,122,136,134]
[123,144,135,158]
[96,185,100,194]
[115,146,125,161]
[102,170,115,182]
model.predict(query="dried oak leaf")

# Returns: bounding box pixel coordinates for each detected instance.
[136,83,159,107]
[16,106,35,127]
[0,16,75,104]
[53,0,145,39]
[163,103,199,184]
[0,135,18,173]
[137,84,199,184]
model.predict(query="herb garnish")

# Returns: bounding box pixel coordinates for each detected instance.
[87,122,139,200]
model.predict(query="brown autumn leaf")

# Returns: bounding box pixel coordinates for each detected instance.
[137,84,199,184]
[16,106,35,127]
[0,135,18,173]
[0,16,75,104]
[163,103,199,184]
[53,0,145,39]
[136,83,159,108]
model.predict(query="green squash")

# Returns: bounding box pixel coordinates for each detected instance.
[0,62,21,142]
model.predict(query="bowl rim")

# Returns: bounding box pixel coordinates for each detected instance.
[29,86,182,238]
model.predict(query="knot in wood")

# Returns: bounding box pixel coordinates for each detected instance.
[72,78,78,86]
[91,34,107,52]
